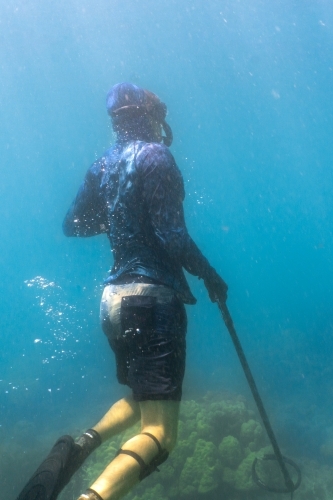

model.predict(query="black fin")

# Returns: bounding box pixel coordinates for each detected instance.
[16,435,78,500]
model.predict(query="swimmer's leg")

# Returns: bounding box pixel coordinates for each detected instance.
[78,400,179,500]
[92,396,141,441]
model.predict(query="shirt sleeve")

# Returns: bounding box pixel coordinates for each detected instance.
[62,159,108,237]
[141,144,213,279]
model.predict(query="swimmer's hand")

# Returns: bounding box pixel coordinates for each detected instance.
[204,269,228,304]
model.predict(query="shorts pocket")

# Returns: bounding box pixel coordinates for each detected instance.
[121,295,156,341]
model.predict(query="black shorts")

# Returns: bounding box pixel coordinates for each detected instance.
[100,285,187,401]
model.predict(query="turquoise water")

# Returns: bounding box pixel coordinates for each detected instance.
[2,0,333,498]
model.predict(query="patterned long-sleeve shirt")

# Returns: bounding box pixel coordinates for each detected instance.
[63,140,215,304]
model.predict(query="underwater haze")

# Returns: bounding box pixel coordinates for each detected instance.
[2,0,333,498]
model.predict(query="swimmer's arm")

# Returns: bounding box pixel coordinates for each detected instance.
[142,146,214,279]
[63,160,108,237]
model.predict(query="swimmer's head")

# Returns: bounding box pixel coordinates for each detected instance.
[106,82,173,146]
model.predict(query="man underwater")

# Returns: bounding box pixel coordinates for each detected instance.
[17,83,228,500]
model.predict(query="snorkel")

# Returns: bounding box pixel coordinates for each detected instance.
[143,89,173,146]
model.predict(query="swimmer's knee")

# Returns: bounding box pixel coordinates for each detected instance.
[142,424,178,453]
[116,432,169,481]
[162,433,177,453]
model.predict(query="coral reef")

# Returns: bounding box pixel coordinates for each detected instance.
[5,391,333,500]
[219,435,242,468]
[77,393,333,500]
[179,439,220,495]
[80,392,271,499]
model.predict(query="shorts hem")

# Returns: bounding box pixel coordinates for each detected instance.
[132,391,182,402]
